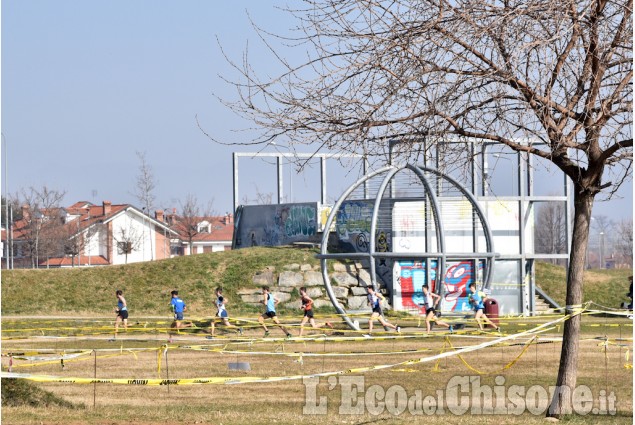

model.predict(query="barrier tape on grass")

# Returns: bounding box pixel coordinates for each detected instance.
[0,309,579,386]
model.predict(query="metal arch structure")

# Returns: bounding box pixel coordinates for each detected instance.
[317,163,496,331]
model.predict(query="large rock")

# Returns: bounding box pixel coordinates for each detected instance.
[276,286,295,293]
[351,286,369,296]
[331,272,358,287]
[252,271,274,286]
[278,271,304,287]
[348,295,369,310]
[272,292,292,303]
[313,299,333,309]
[285,299,302,310]
[300,264,313,271]
[241,294,263,304]
[333,262,354,272]
[237,287,262,295]
[357,269,372,287]
[306,287,323,299]
[304,271,324,287]
[331,286,349,299]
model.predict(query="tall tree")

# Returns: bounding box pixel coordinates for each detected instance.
[133,151,157,260]
[615,218,633,265]
[173,194,215,255]
[18,186,66,268]
[213,0,632,417]
[534,201,568,265]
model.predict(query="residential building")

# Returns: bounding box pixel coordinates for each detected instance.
[168,212,234,255]
[2,201,176,268]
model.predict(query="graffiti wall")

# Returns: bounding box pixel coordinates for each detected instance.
[233,203,320,248]
[393,260,485,313]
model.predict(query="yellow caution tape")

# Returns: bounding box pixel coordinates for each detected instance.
[0,309,580,386]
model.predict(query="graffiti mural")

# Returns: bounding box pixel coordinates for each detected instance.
[233,203,320,248]
[336,200,373,240]
[393,260,484,313]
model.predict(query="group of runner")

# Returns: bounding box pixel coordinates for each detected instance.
[112,281,499,339]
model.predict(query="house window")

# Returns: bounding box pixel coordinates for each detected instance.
[197,221,211,233]
[117,241,133,255]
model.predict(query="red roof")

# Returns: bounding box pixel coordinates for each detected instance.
[5,202,129,242]
[39,255,110,267]
[172,215,234,242]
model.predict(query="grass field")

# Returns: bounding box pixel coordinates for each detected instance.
[1,248,633,424]
[1,313,633,424]
[1,247,632,317]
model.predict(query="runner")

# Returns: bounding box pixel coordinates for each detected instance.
[258,286,292,338]
[169,290,193,342]
[208,287,242,338]
[421,285,453,334]
[468,283,500,332]
[366,286,400,335]
[113,289,128,338]
[298,287,333,336]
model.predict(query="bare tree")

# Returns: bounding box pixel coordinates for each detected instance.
[133,151,157,260]
[211,1,632,416]
[17,186,66,268]
[173,194,215,255]
[615,218,633,265]
[534,201,568,264]
[240,184,274,205]
[113,222,143,264]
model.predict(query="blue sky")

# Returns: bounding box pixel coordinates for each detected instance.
[2,1,632,223]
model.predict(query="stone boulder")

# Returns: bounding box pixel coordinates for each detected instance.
[278,271,304,287]
[241,294,263,304]
[313,299,333,309]
[331,286,349,299]
[348,295,369,310]
[306,287,323,298]
[351,286,369,296]
[331,272,358,287]
[304,271,324,287]
[333,262,355,272]
[285,299,302,310]
[252,271,274,286]
[272,292,292,303]
[357,269,372,288]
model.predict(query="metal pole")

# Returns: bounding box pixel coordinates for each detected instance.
[9,205,13,269]
[233,152,239,213]
[277,155,283,204]
[165,346,170,394]
[93,350,97,408]
[2,134,8,269]
[320,156,327,205]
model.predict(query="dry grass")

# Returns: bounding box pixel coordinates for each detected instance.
[1,315,633,424]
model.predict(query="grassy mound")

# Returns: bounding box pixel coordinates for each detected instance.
[1,246,324,316]
[1,379,82,409]
[535,261,632,308]
[1,246,631,316]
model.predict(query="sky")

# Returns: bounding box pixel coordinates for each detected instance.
[2,1,632,224]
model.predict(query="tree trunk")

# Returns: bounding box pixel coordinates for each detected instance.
[547,186,594,417]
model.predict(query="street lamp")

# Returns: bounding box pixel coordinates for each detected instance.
[2,133,9,270]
